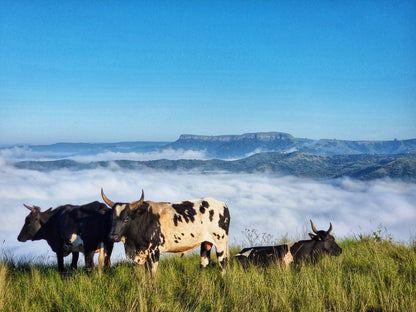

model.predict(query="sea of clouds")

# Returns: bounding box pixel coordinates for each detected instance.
[1,146,415,266]
[0,145,209,162]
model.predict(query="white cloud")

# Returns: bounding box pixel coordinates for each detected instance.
[0,146,209,163]
[70,148,208,162]
[0,146,56,162]
[1,162,415,265]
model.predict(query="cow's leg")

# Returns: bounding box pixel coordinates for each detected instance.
[84,252,94,270]
[211,231,230,272]
[216,249,228,269]
[56,251,65,273]
[215,240,229,271]
[146,260,159,275]
[200,242,212,268]
[104,242,114,268]
[145,258,159,274]
[71,252,79,270]
[145,248,160,275]
[98,244,105,269]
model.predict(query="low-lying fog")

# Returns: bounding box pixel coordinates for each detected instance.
[1,147,415,265]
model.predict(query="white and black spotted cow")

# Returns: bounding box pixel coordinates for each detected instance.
[235,220,342,265]
[101,189,230,274]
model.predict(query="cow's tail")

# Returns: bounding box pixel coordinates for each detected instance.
[221,243,230,276]
[226,241,230,266]
[221,233,230,273]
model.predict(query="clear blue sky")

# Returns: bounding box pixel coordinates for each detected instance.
[1,1,415,144]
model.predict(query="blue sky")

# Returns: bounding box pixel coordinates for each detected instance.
[1,1,415,144]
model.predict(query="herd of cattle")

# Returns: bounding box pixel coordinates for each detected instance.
[17,189,342,274]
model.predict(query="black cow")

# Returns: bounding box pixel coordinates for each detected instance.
[235,220,342,265]
[101,189,230,274]
[17,201,113,272]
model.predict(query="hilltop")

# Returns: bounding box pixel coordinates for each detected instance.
[165,132,416,158]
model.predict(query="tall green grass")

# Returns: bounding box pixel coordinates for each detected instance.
[1,235,415,312]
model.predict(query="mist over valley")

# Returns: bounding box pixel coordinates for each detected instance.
[1,132,415,265]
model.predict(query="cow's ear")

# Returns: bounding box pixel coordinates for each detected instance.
[308,233,316,239]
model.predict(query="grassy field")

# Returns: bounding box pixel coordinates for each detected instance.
[1,234,415,312]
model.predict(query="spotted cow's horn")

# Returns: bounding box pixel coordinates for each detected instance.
[327,222,333,235]
[101,188,115,208]
[129,189,144,211]
[310,219,319,234]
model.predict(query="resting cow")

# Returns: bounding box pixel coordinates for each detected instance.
[17,201,113,272]
[101,189,230,274]
[235,220,342,265]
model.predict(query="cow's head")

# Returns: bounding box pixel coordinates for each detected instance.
[308,220,342,256]
[17,205,51,242]
[101,188,145,242]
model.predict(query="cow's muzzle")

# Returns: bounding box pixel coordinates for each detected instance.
[109,233,121,242]
[333,246,342,256]
[17,234,27,242]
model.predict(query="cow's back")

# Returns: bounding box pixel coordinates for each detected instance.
[235,244,289,264]
[59,201,112,252]
[157,197,228,230]
[150,197,229,254]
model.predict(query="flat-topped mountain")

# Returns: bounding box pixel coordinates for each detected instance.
[178,132,295,142]
[166,132,416,158]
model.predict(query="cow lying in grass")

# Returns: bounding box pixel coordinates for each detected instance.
[235,220,342,265]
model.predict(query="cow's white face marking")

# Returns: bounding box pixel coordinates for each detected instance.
[68,233,84,252]
[115,204,126,217]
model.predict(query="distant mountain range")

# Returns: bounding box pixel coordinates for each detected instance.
[13,141,169,158]
[7,132,416,180]
[6,132,415,160]
[165,132,416,158]
[14,151,416,180]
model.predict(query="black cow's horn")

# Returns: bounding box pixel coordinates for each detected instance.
[310,219,319,234]
[23,204,34,211]
[327,222,333,235]
[101,188,115,208]
[130,189,144,211]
